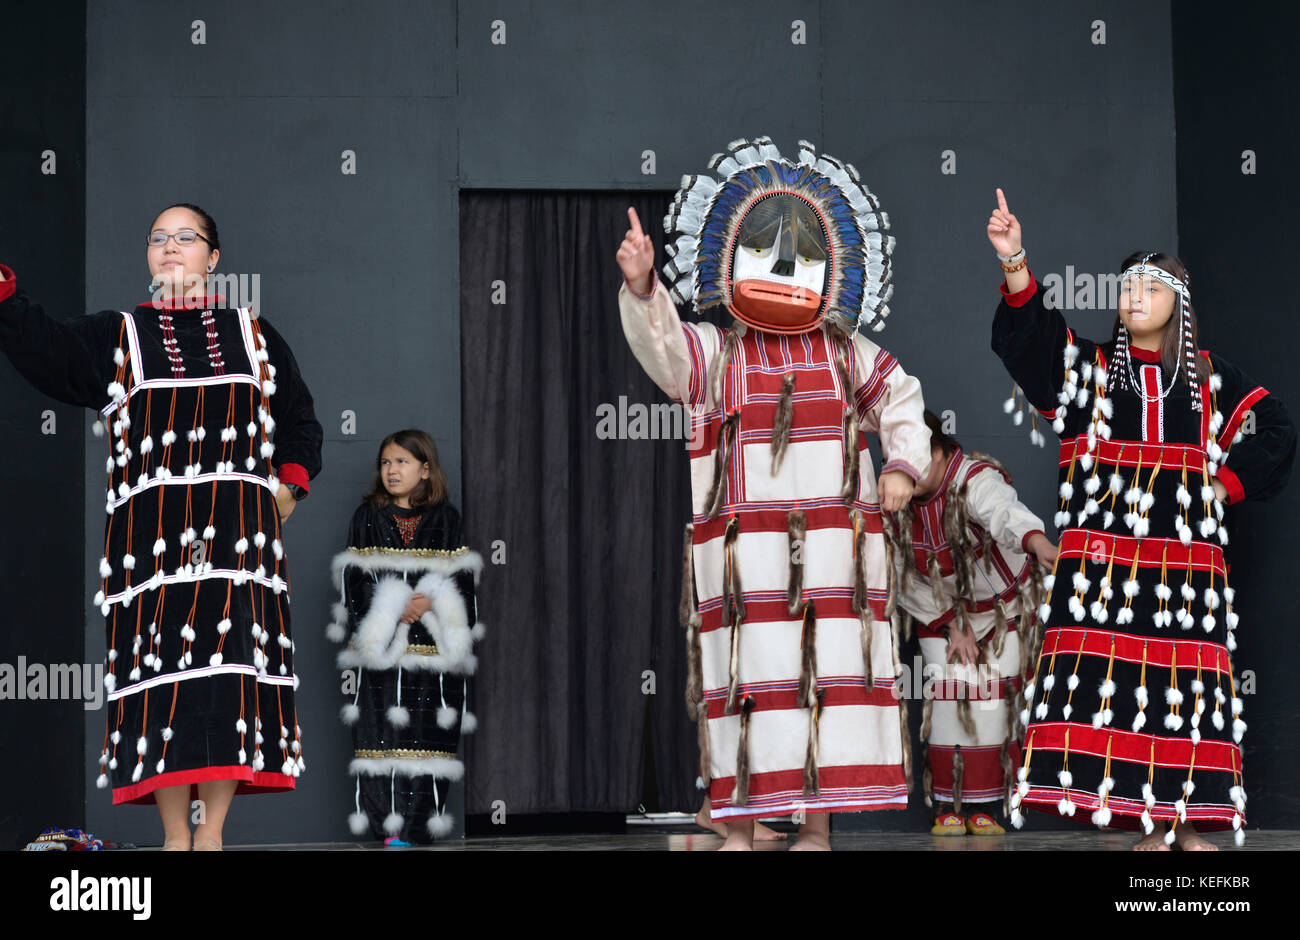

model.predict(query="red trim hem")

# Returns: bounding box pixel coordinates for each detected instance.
[277,462,310,493]
[999,272,1037,308]
[0,265,15,303]
[1021,529,1044,553]
[1216,465,1245,504]
[112,765,295,805]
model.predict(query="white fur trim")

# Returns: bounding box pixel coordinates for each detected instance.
[349,756,464,780]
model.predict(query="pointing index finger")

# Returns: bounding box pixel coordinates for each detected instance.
[996,188,1009,214]
[627,207,643,237]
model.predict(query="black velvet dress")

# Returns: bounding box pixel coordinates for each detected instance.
[329,498,481,843]
[0,267,323,805]
[992,274,1295,839]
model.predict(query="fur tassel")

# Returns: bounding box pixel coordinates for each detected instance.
[952,746,964,815]
[696,707,713,786]
[797,601,819,708]
[860,612,876,688]
[841,407,861,505]
[992,599,1009,658]
[927,551,945,612]
[879,512,898,621]
[922,747,934,807]
[919,696,933,742]
[851,510,869,614]
[731,696,756,806]
[1000,738,1015,816]
[787,510,806,615]
[348,811,369,836]
[899,698,913,793]
[956,695,977,740]
[685,612,704,718]
[704,410,741,520]
[678,523,696,629]
[708,328,740,410]
[802,690,823,796]
[723,517,744,713]
[771,373,796,475]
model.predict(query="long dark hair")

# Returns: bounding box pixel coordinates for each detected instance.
[924,409,960,458]
[1110,251,1210,384]
[151,202,221,252]
[363,429,449,511]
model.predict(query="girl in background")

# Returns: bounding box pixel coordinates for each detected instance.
[327,429,483,844]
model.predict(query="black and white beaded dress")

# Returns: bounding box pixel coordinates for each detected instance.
[0,268,323,804]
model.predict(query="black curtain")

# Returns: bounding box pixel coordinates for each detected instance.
[459,191,730,815]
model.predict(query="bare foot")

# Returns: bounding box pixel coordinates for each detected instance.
[1174,824,1219,852]
[697,801,785,840]
[791,814,831,851]
[1133,827,1171,851]
[192,838,223,851]
[695,807,728,838]
[719,818,754,851]
[790,831,831,851]
[161,839,190,851]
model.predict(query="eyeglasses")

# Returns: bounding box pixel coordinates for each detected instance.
[147,229,212,248]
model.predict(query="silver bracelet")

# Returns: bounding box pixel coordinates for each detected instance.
[996,248,1026,264]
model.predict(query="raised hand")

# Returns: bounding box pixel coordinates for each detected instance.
[987,188,1022,257]
[616,207,655,297]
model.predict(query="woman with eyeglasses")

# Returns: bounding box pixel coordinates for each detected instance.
[0,203,323,849]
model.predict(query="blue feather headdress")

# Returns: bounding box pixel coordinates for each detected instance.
[662,137,895,333]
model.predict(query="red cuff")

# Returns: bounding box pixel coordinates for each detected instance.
[1021,529,1045,553]
[624,276,657,302]
[881,460,922,484]
[0,264,16,304]
[1216,465,1245,504]
[999,271,1038,308]
[277,462,310,495]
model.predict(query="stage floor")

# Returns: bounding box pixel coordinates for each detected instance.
[201,829,1297,851]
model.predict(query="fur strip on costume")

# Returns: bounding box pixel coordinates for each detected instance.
[330,547,483,592]
[723,516,744,713]
[685,612,704,719]
[771,372,796,475]
[732,696,756,806]
[797,601,819,708]
[952,746,964,814]
[679,522,696,629]
[353,577,414,669]
[956,696,977,740]
[705,410,741,520]
[1000,736,1015,816]
[787,510,806,615]
[987,602,1005,663]
[922,747,933,808]
[920,696,933,743]
[414,570,474,671]
[803,690,823,797]
[696,703,712,786]
[348,756,465,779]
[709,328,740,411]
[841,407,860,505]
